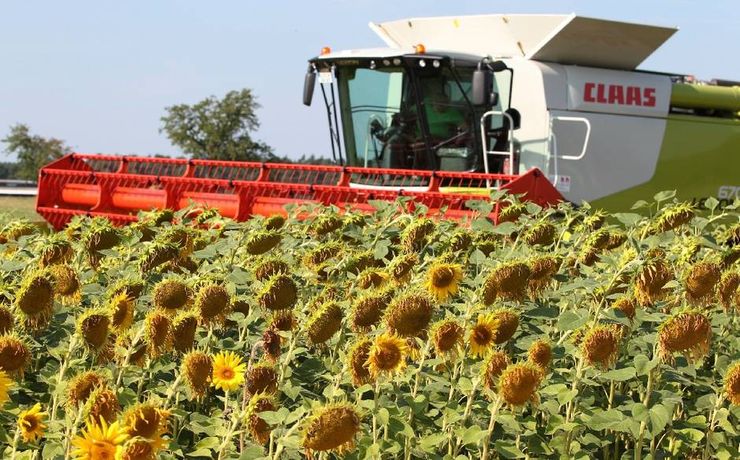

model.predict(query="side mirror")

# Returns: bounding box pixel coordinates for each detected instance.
[490,60,508,72]
[471,69,493,106]
[505,108,521,130]
[303,70,317,106]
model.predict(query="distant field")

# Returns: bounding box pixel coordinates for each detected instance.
[0,196,40,221]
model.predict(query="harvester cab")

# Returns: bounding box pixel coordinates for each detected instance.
[304,48,517,178]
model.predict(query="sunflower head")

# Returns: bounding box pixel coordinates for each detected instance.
[612,297,637,322]
[77,308,112,351]
[605,231,628,250]
[685,261,721,304]
[181,351,212,399]
[0,304,14,335]
[350,289,392,332]
[468,313,497,358]
[527,340,552,370]
[1,220,36,242]
[194,283,230,324]
[498,362,543,407]
[490,308,520,344]
[717,271,739,310]
[388,253,418,283]
[634,258,674,306]
[528,256,560,296]
[123,402,170,444]
[138,242,179,273]
[269,310,297,332]
[67,370,108,408]
[153,278,190,311]
[172,310,199,353]
[246,393,276,444]
[425,262,463,303]
[72,417,129,460]
[306,302,343,345]
[483,262,531,303]
[653,202,695,233]
[430,319,464,358]
[264,214,286,231]
[212,351,247,393]
[262,328,281,362]
[658,309,712,363]
[347,337,373,386]
[367,333,408,377]
[356,268,388,290]
[84,386,121,424]
[522,222,556,246]
[108,292,135,333]
[107,277,146,302]
[17,403,47,443]
[481,350,510,390]
[14,270,55,330]
[310,214,344,237]
[144,310,172,357]
[118,437,157,460]
[301,403,361,455]
[48,264,80,301]
[724,361,740,406]
[0,370,12,406]
[255,257,290,281]
[582,325,622,369]
[498,203,527,223]
[304,241,343,267]
[474,232,501,256]
[580,209,608,231]
[401,218,436,252]
[384,291,435,338]
[246,362,278,396]
[344,251,380,275]
[258,274,298,311]
[246,230,282,255]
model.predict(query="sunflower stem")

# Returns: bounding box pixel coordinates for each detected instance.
[480,395,503,460]
[452,379,479,455]
[49,334,79,422]
[404,340,430,460]
[63,404,84,460]
[635,365,657,460]
[113,322,146,388]
[162,371,184,410]
[9,424,20,459]
[701,393,723,460]
[372,379,381,444]
[216,392,241,460]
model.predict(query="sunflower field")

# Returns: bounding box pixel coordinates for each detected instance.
[0,192,738,460]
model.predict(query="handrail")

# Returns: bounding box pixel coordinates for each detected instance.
[549,116,591,188]
[480,110,515,188]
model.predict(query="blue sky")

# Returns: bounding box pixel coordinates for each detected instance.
[1,1,738,160]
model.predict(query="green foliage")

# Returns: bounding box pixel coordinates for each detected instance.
[160,89,278,162]
[0,196,737,459]
[2,124,70,180]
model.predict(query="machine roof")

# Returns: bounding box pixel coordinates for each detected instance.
[370,14,677,70]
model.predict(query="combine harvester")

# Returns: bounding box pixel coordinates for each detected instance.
[36,14,740,229]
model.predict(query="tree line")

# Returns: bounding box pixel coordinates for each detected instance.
[1,89,330,181]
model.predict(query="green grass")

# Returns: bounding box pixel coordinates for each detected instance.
[0,196,41,221]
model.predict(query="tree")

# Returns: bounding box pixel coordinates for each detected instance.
[2,124,70,180]
[161,89,277,162]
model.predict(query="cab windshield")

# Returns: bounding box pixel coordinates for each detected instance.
[335,61,479,172]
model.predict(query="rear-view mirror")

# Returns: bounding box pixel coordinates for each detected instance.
[303,70,316,106]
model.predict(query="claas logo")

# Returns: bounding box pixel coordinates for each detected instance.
[583,82,657,107]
